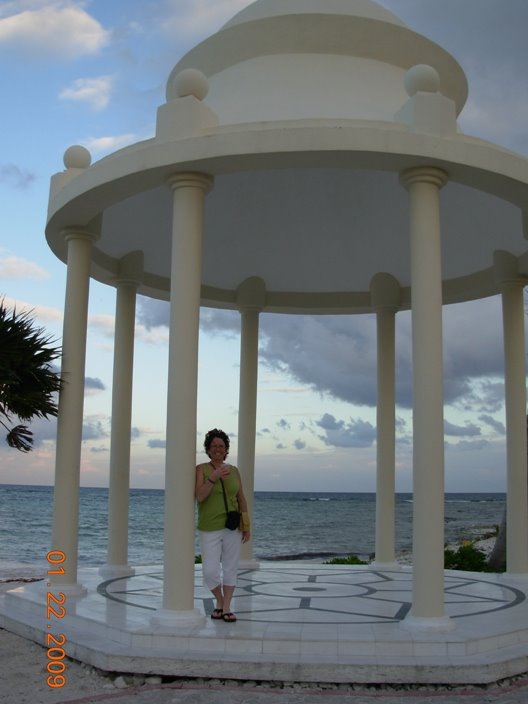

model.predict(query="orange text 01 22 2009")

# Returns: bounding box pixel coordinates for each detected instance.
[45,550,67,689]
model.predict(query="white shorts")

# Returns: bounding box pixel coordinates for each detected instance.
[199,528,242,590]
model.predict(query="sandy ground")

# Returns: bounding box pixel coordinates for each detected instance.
[3,541,528,704]
[0,571,124,703]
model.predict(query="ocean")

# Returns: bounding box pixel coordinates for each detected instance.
[0,485,505,571]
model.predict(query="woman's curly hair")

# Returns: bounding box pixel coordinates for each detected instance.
[204,428,230,457]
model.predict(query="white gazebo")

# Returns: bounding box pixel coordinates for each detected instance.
[46,0,528,637]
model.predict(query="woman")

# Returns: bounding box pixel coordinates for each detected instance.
[195,428,250,623]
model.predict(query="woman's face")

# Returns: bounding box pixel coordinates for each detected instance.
[208,438,227,461]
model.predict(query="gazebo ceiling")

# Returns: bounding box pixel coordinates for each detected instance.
[45,0,528,313]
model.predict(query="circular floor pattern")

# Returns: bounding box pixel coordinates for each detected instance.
[98,568,525,625]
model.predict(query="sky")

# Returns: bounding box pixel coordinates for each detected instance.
[0,0,527,493]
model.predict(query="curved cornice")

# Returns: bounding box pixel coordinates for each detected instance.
[46,120,528,312]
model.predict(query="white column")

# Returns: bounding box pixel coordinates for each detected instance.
[236,277,265,568]
[498,272,528,574]
[152,172,212,627]
[370,273,400,570]
[101,252,143,578]
[400,167,453,630]
[238,306,261,567]
[50,228,97,594]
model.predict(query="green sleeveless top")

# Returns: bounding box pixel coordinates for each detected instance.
[197,463,240,532]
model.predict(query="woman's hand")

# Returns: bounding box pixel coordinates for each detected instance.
[210,463,230,482]
[242,530,250,544]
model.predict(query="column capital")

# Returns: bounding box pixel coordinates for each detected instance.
[61,227,99,245]
[494,250,527,291]
[370,272,401,313]
[236,276,267,312]
[114,250,144,288]
[166,172,214,193]
[399,166,449,191]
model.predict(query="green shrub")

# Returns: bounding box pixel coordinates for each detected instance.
[444,542,491,572]
[324,554,368,565]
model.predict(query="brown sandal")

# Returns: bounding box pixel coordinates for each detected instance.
[210,608,223,620]
[222,612,237,622]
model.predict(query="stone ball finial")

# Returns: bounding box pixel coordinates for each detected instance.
[173,68,209,100]
[63,145,91,170]
[404,65,440,97]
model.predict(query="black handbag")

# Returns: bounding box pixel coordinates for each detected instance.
[220,477,240,530]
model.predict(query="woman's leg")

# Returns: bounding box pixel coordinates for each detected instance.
[221,530,242,616]
[210,584,224,612]
[200,530,223,608]
[222,584,235,615]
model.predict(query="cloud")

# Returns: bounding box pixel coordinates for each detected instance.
[464,20,528,153]
[252,306,464,411]
[0,299,62,368]
[460,74,528,155]
[0,253,48,279]
[442,298,505,401]
[59,75,114,111]
[444,420,481,438]
[138,300,241,338]
[148,438,166,449]
[136,301,239,347]
[0,164,35,189]
[82,418,108,441]
[88,313,115,337]
[395,416,408,431]
[457,379,505,415]
[257,298,506,412]
[446,439,490,452]
[135,326,170,346]
[479,414,506,436]
[136,297,170,330]
[85,307,170,348]
[83,133,139,155]
[259,313,382,407]
[161,0,249,42]
[29,415,58,447]
[0,1,110,59]
[85,377,105,391]
[277,418,290,431]
[293,439,306,450]
[137,296,508,418]
[1,297,63,330]
[200,307,239,338]
[316,413,376,449]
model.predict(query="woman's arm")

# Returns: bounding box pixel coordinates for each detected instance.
[236,475,248,512]
[195,464,217,503]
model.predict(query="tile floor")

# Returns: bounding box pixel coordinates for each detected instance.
[1,563,528,684]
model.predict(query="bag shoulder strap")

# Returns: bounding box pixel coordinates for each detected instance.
[219,478,229,513]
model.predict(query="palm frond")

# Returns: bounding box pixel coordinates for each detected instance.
[6,424,33,453]
[0,299,62,451]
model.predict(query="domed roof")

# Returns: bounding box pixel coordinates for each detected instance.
[169,0,468,119]
[222,0,407,29]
